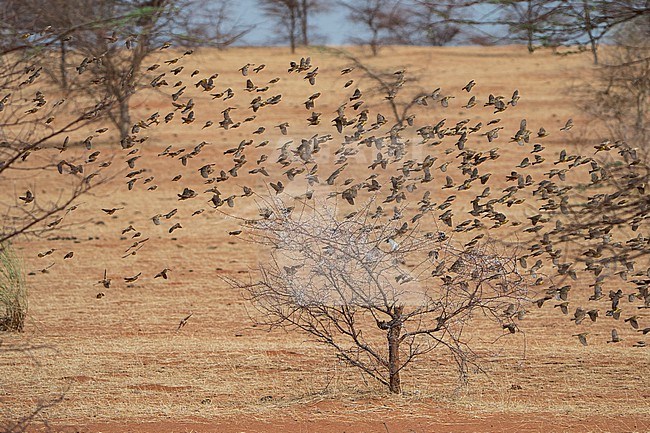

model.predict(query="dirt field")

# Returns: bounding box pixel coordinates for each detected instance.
[1,45,649,433]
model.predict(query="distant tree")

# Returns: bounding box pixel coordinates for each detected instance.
[165,0,254,49]
[339,0,409,56]
[576,14,649,147]
[540,0,650,64]
[410,1,649,61]
[404,1,463,46]
[74,1,176,141]
[258,0,301,53]
[492,1,564,53]
[0,20,115,246]
[299,0,329,46]
[258,0,327,53]
[1,0,250,140]
[0,0,177,140]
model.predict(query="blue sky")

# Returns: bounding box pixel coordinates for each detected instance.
[223,0,506,47]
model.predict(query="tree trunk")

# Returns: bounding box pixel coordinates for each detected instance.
[370,28,379,56]
[59,40,68,91]
[300,0,308,46]
[387,305,403,394]
[526,1,534,53]
[289,7,297,54]
[117,96,131,142]
[582,0,598,64]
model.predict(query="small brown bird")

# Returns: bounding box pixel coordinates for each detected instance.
[19,190,34,203]
[554,302,569,315]
[305,67,318,85]
[239,63,252,76]
[608,328,622,343]
[277,122,289,135]
[124,272,142,283]
[98,269,110,289]
[177,312,193,331]
[572,307,586,325]
[178,187,197,200]
[587,309,599,322]
[270,181,284,194]
[462,80,476,92]
[155,268,171,279]
[560,118,573,131]
[573,332,589,346]
[625,315,640,329]
[102,207,123,215]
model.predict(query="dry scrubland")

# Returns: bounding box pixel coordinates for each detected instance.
[1,45,649,433]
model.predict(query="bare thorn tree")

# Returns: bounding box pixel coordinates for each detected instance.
[492,0,565,53]
[2,0,251,140]
[403,1,462,46]
[258,0,328,53]
[165,0,254,49]
[576,14,649,148]
[229,195,528,394]
[540,0,650,64]
[339,0,410,56]
[0,16,114,245]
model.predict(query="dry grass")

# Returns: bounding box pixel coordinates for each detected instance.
[1,45,648,432]
[0,243,27,332]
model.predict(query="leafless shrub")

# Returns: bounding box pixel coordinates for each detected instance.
[1,0,251,141]
[0,24,115,245]
[535,19,649,337]
[229,195,528,394]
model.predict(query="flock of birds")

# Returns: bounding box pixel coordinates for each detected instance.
[7,39,647,346]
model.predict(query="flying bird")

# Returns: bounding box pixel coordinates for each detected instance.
[177,312,193,331]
